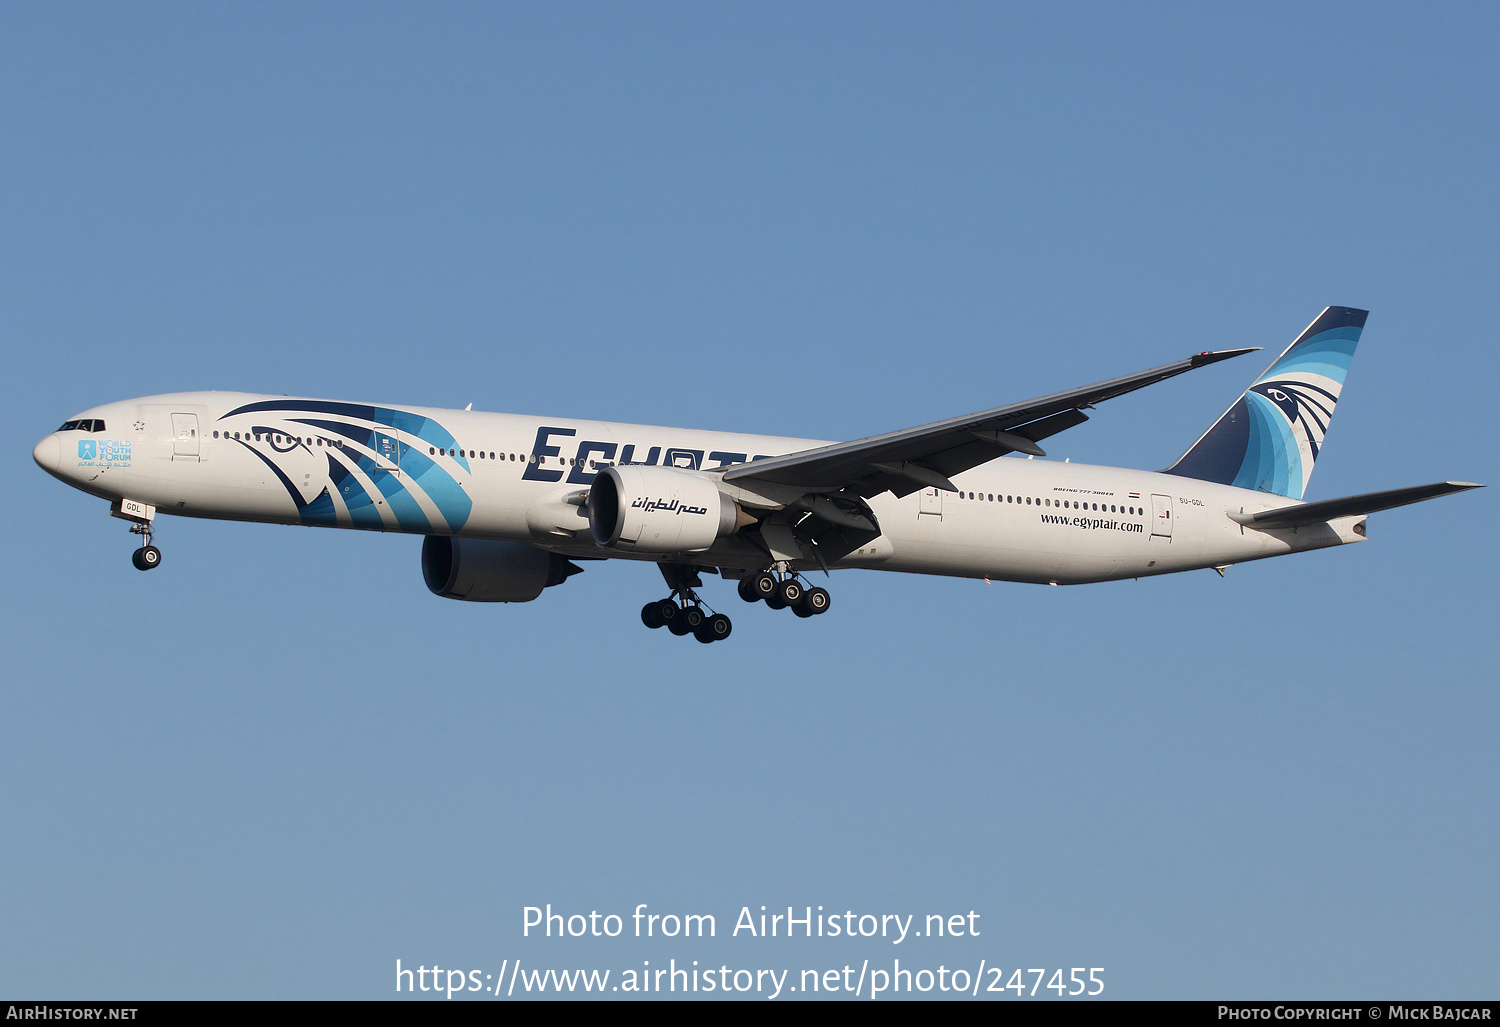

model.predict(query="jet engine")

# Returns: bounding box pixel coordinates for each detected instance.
[421,536,581,602]
[587,464,750,553]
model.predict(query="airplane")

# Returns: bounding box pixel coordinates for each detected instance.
[32,306,1482,643]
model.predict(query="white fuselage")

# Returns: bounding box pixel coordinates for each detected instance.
[33,391,1366,585]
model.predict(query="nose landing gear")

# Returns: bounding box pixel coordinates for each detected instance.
[110,500,162,572]
[128,522,162,571]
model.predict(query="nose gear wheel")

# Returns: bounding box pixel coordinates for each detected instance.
[128,521,162,571]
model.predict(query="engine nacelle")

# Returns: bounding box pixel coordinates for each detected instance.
[587,464,741,553]
[421,536,580,602]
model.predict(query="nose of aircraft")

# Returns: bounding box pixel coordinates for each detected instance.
[33,434,61,476]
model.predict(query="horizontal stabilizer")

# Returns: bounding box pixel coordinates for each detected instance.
[1229,481,1484,528]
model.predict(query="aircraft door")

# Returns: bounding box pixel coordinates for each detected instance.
[171,413,200,460]
[1150,494,1173,539]
[373,431,402,475]
[919,487,943,519]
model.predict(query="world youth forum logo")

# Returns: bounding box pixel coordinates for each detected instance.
[77,439,131,466]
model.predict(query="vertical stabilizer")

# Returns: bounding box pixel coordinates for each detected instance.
[1164,306,1367,499]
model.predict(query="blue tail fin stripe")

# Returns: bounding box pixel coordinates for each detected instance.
[1235,390,1304,493]
[1164,306,1366,499]
[1256,327,1360,384]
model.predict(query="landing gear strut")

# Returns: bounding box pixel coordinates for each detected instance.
[641,564,732,643]
[128,522,161,571]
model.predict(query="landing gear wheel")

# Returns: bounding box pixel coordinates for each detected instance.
[792,604,815,618]
[695,613,732,643]
[776,579,803,606]
[737,577,760,603]
[750,571,778,601]
[132,546,161,571]
[668,604,702,636]
[641,601,667,629]
[802,586,831,615]
[655,599,685,632]
[765,594,787,610]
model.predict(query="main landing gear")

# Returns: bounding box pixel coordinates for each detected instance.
[639,565,830,640]
[640,597,732,644]
[737,569,830,618]
[641,563,732,643]
[129,522,162,571]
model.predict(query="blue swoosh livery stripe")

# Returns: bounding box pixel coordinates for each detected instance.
[221,400,472,531]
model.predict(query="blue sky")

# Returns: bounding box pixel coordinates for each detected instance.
[2,2,1495,1000]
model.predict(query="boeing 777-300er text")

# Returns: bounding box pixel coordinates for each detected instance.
[33,307,1482,642]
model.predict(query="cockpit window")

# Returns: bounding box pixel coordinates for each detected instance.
[57,419,105,432]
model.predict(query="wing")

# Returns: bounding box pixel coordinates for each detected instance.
[723,348,1260,499]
